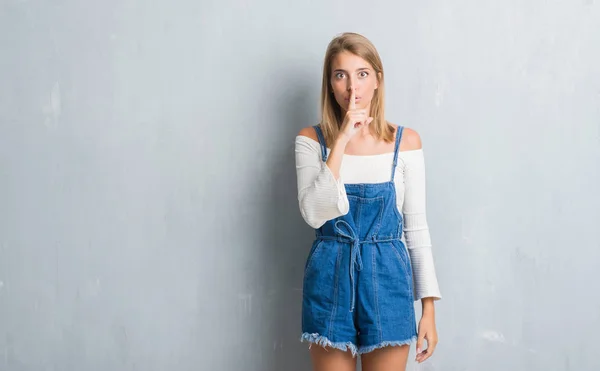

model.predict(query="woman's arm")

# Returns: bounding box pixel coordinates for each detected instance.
[398,128,441,363]
[398,128,442,301]
[295,129,350,229]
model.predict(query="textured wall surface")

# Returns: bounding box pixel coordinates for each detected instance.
[1,1,599,370]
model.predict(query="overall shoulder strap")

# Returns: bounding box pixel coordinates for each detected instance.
[391,125,404,181]
[313,125,328,162]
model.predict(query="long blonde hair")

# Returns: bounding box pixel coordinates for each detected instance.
[319,32,394,146]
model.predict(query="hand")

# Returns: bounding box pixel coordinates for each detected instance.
[415,312,438,363]
[339,88,373,141]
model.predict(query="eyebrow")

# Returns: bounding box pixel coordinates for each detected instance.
[332,67,372,73]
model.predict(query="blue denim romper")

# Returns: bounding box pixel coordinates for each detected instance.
[301,125,417,356]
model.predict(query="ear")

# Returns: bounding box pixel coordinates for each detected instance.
[376,72,382,89]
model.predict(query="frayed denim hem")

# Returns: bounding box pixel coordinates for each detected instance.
[358,336,417,354]
[300,333,359,357]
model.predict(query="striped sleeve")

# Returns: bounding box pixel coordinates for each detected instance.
[400,150,442,301]
[295,136,349,229]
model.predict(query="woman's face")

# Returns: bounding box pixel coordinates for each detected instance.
[330,51,379,112]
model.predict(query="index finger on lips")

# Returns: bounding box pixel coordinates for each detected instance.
[349,88,356,110]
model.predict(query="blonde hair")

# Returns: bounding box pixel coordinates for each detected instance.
[319,32,394,146]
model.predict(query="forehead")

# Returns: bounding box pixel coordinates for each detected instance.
[330,51,372,71]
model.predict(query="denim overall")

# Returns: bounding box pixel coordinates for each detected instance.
[301,125,417,356]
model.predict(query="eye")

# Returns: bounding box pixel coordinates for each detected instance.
[359,71,369,78]
[334,72,345,79]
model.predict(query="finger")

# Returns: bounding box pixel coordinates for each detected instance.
[366,117,374,125]
[417,339,437,363]
[349,113,367,125]
[349,113,367,122]
[349,88,356,110]
[418,347,434,363]
[416,346,428,362]
[358,116,371,128]
[415,332,425,361]
[416,333,425,355]
[357,112,371,124]
[348,109,368,117]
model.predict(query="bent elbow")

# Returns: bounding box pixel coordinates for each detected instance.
[298,198,326,229]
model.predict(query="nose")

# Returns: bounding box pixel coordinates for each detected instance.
[347,77,357,92]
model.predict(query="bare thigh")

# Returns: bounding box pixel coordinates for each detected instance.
[309,346,357,371]
[361,345,410,371]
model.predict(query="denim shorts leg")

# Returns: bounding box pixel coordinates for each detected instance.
[300,239,359,356]
[355,240,417,354]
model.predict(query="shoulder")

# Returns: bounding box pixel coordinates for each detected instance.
[295,126,321,154]
[297,126,319,142]
[398,126,422,151]
[295,126,323,162]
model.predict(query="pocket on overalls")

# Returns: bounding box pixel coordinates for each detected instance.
[302,240,340,309]
[388,241,413,299]
[391,242,412,278]
[304,240,324,274]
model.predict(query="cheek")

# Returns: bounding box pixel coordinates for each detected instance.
[332,85,345,99]
[362,83,377,98]
[359,78,377,91]
[332,81,345,93]
[330,89,344,106]
[368,78,379,90]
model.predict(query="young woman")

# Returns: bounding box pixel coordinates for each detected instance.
[295,32,442,371]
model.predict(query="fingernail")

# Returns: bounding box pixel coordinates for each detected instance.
[417,348,421,353]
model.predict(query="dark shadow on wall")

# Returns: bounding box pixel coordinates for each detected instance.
[260,78,318,371]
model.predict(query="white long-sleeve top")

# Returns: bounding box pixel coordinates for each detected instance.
[295,135,442,301]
